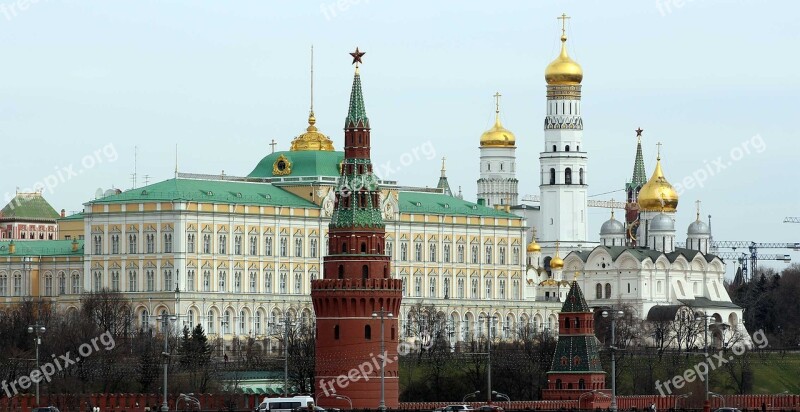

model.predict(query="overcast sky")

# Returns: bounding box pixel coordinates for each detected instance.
[1,0,797,273]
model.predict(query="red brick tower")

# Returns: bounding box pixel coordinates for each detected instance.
[542,281,609,408]
[311,48,402,409]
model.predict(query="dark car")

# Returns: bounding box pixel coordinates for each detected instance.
[32,408,61,412]
[713,409,742,412]
[477,406,504,412]
[438,405,473,412]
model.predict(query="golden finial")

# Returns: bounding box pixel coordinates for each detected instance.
[557,13,570,40]
[310,44,315,115]
[493,91,502,124]
[441,156,447,178]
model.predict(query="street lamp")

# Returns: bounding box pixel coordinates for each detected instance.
[281,315,296,397]
[492,391,510,402]
[333,394,353,410]
[462,391,480,402]
[675,392,692,409]
[372,307,394,411]
[478,314,497,405]
[27,324,46,406]
[601,309,624,412]
[695,312,715,412]
[709,391,725,408]
[160,313,178,412]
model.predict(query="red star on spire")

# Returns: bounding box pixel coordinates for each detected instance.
[350,47,365,66]
[635,127,644,137]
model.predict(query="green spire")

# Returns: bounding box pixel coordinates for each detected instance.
[628,129,647,191]
[345,69,370,129]
[561,280,590,313]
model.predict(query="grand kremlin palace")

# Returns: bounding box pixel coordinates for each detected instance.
[0,111,561,350]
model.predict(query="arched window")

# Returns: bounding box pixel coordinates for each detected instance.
[565,145,570,152]
[579,168,584,184]
[360,242,367,253]
[565,168,572,185]
[362,265,368,279]
[596,283,602,299]
[555,379,562,389]
[549,168,556,185]
[341,242,347,253]
[334,324,340,340]
[578,379,586,389]
[364,325,372,340]
[552,145,557,152]
[605,283,612,299]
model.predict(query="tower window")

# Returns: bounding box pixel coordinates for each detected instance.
[361,242,367,253]
[334,324,340,340]
[565,145,570,152]
[549,168,556,185]
[579,168,584,185]
[576,145,580,151]
[365,325,372,340]
[338,265,344,279]
[362,265,368,280]
[487,163,491,172]
[565,168,572,185]
[500,163,503,171]
[552,145,557,152]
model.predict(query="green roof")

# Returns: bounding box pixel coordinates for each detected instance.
[346,70,369,129]
[571,246,720,264]
[627,137,647,192]
[0,240,84,256]
[548,335,605,374]
[398,191,518,218]
[561,281,590,313]
[58,212,85,221]
[88,178,318,208]
[0,193,60,222]
[248,151,343,179]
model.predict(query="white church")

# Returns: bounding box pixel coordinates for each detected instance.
[475,18,748,347]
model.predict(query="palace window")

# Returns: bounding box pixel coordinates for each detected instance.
[234,271,242,293]
[429,276,436,297]
[234,235,242,255]
[429,244,437,262]
[443,244,451,263]
[295,237,303,257]
[187,270,195,292]
[457,278,464,298]
[443,278,450,298]
[45,273,53,295]
[203,234,211,254]
[218,235,226,254]
[249,235,258,255]
[111,271,119,292]
[400,243,408,261]
[295,273,302,294]
[112,235,120,254]
[93,235,102,255]
[596,283,602,299]
[164,233,173,253]
[218,270,227,291]
[146,234,155,254]
[415,276,422,297]
[128,270,137,292]
[457,245,465,263]
[164,269,173,291]
[605,283,612,299]
[471,278,478,298]
[499,247,506,265]
[187,234,195,253]
[512,247,520,265]
[485,278,492,298]
[310,238,318,258]
[146,270,154,292]
[485,246,493,264]
[265,237,273,256]
[128,234,137,254]
[471,245,479,264]
[415,243,422,261]
[249,271,257,293]
[13,273,22,296]
[499,279,506,299]
[280,237,288,257]
[265,270,273,293]
[203,270,211,292]
[279,272,287,294]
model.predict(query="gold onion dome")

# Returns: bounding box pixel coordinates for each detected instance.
[290,111,335,151]
[480,93,516,147]
[638,155,679,212]
[527,238,541,253]
[550,253,564,269]
[545,34,583,85]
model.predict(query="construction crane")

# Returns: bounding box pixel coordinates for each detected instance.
[715,252,791,286]
[680,241,799,282]
[784,217,800,223]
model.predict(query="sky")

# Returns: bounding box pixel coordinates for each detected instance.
[1,0,798,274]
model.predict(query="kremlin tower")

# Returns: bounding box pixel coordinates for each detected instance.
[624,128,647,246]
[538,14,590,266]
[542,280,608,408]
[311,48,403,409]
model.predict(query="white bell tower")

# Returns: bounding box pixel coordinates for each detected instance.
[539,14,590,263]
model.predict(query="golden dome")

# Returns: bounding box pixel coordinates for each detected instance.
[545,35,583,86]
[480,114,516,147]
[638,156,679,212]
[550,255,564,269]
[527,238,541,253]
[290,111,335,152]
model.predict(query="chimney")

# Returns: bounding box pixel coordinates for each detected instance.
[60,209,66,218]
[71,238,79,252]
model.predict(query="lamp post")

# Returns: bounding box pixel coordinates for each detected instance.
[161,313,178,412]
[493,391,510,402]
[27,324,46,406]
[372,307,393,411]
[333,394,353,410]
[479,314,497,405]
[282,315,295,397]
[674,392,692,410]
[695,312,714,412]
[462,391,480,402]
[602,309,624,412]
